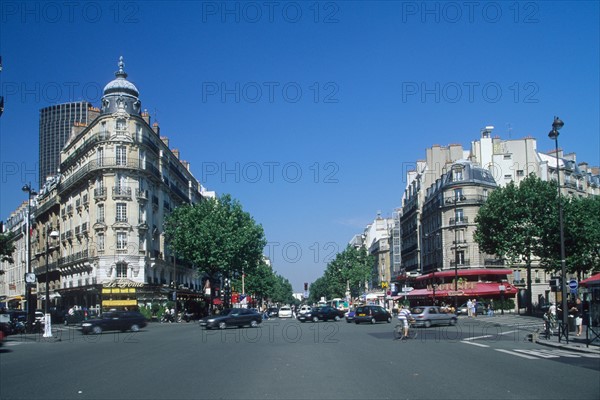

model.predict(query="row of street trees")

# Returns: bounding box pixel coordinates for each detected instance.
[308,245,374,304]
[164,194,294,306]
[475,175,600,314]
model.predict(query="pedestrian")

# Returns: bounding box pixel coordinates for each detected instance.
[473,299,478,317]
[575,298,583,336]
[467,299,473,317]
[487,302,494,317]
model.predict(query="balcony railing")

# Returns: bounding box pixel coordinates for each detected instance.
[450,259,470,267]
[449,217,469,225]
[136,188,148,201]
[112,186,132,199]
[94,187,107,200]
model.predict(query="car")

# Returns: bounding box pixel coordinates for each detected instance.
[267,307,279,318]
[81,311,147,334]
[456,302,487,316]
[297,306,345,322]
[345,309,356,323]
[64,309,97,325]
[278,306,293,318]
[354,305,392,324]
[198,308,262,329]
[298,305,312,315]
[410,306,457,328]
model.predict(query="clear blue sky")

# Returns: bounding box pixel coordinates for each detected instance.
[1,1,599,291]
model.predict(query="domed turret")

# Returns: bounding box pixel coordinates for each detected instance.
[101,57,141,115]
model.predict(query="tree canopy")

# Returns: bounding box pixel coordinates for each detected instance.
[164,194,267,280]
[0,232,15,274]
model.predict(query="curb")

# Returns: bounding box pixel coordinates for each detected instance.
[535,339,600,354]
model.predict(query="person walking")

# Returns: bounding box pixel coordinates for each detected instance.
[575,298,583,336]
[467,299,473,317]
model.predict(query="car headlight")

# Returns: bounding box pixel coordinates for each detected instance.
[82,323,92,327]
[207,319,215,323]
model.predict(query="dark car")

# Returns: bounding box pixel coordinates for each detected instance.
[297,306,345,322]
[456,302,487,316]
[354,305,392,324]
[81,311,147,335]
[267,307,279,318]
[410,306,457,327]
[64,309,97,325]
[199,308,262,329]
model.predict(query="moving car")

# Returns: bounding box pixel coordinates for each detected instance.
[345,309,356,323]
[298,305,312,315]
[199,308,262,329]
[81,311,147,334]
[297,306,345,322]
[278,306,293,318]
[354,305,392,324]
[267,307,279,318]
[410,306,457,327]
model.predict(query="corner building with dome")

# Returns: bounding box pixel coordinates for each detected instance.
[31,58,212,312]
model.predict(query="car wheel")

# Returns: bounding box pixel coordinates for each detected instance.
[346,319,351,323]
[218,322,227,330]
[424,320,432,328]
[371,317,376,324]
[387,317,392,323]
[250,320,258,328]
[449,318,457,326]
[334,316,341,321]
[312,316,319,323]
[92,326,102,335]
[130,324,140,332]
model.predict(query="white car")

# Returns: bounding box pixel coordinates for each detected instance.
[278,306,293,318]
[298,305,312,315]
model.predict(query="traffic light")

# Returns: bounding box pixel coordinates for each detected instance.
[304,282,308,291]
[549,277,561,292]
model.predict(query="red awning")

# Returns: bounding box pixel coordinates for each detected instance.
[580,272,600,287]
[406,282,518,298]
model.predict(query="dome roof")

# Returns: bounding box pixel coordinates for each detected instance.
[103,57,139,97]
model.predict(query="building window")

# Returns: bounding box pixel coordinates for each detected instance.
[97,204,105,223]
[455,208,464,222]
[116,118,126,131]
[116,145,127,166]
[116,203,127,222]
[456,251,465,265]
[97,147,104,167]
[453,168,463,181]
[97,232,104,251]
[116,262,127,278]
[517,170,524,177]
[117,231,127,250]
[482,189,488,200]
[454,188,463,200]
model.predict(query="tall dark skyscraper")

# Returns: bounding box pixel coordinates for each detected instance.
[38,101,92,186]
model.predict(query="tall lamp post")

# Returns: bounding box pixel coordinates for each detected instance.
[453,192,459,310]
[548,116,568,342]
[22,183,37,333]
[43,226,59,337]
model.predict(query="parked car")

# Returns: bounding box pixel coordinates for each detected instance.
[410,306,457,328]
[199,308,262,329]
[456,302,487,316]
[81,311,147,334]
[354,305,392,324]
[278,306,293,318]
[297,306,345,322]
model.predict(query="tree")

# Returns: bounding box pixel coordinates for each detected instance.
[270,274,294,305]
[474,175,557,315]
[307,276,329,304]
[541,195,600,277]
[236,261,277,305]
[164,194,267,284]
[0,232,15,274]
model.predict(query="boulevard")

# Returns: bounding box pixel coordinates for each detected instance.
[1,316,599,400]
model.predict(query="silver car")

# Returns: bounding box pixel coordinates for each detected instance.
[410,306,457,328]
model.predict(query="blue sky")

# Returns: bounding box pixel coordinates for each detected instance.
[1,1,599,291]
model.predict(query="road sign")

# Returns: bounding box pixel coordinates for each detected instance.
[568,279,578,290]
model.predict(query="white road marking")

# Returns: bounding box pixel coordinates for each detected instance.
[460,340,490,348]
[463,335,493,341]
[512,349,560,358]
[495,349,539,359]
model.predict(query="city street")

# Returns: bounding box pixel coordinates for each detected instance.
[1,316,598,400]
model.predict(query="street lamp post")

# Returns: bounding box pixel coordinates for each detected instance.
[43,226,59,338]
[22,183,37,333]
[453,193,459,310]
[548,116,568,343]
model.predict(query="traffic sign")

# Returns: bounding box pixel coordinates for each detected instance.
[568,279,578,290]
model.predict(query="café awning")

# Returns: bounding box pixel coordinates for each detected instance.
[406,282,518,298]
[580,272,600,287]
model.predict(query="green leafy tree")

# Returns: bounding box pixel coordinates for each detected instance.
[164,194,267,284]
[325,245,374,299]
[541,195,600,277]
[0,232,15,274]
[234,261,276,305]
[307,276,329,304]
[270,274,294,305]
[474,175,557,315]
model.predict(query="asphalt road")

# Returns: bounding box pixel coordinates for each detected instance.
[1,316,599,400]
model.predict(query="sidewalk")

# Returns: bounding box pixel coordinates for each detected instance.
[535,330,600,354]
